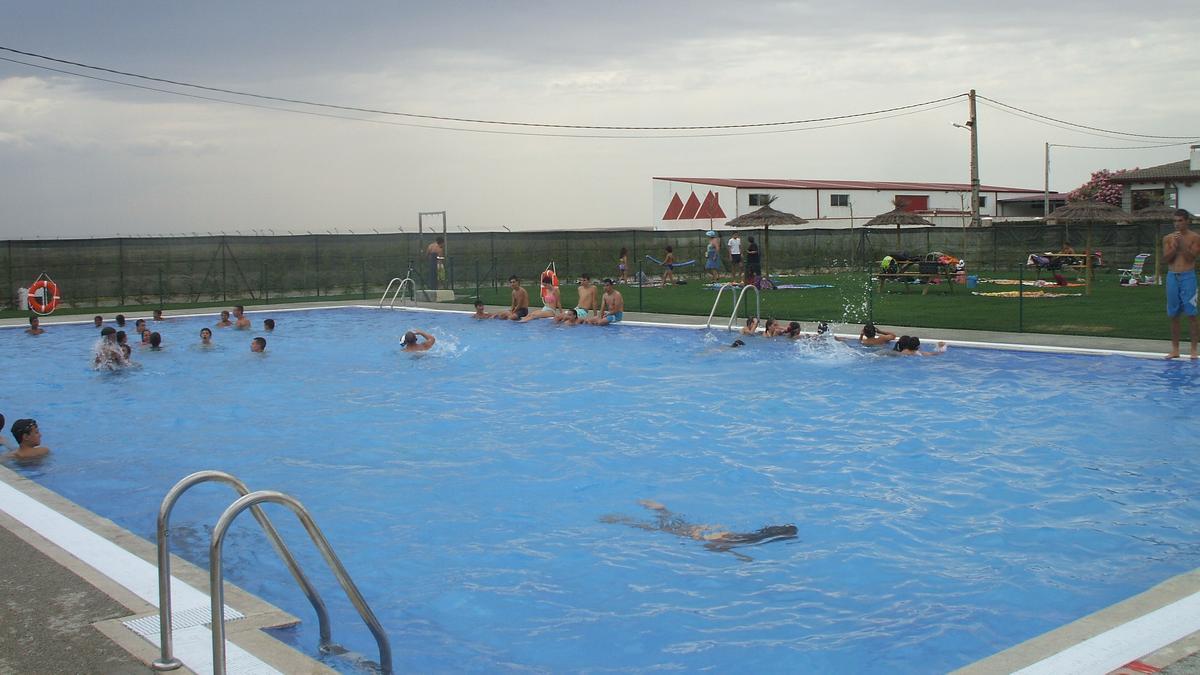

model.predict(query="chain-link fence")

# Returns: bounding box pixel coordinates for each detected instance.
[2,220,1175,337]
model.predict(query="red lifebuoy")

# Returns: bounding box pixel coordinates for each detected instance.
[28,279,61,315]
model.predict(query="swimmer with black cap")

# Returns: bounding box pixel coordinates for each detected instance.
[601,500,797,562]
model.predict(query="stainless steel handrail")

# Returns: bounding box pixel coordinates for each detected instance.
[704,283,739,328]
[210,490,393,675]
[378,277,413,309]
[151,471,331,671]
[727,284,761,331]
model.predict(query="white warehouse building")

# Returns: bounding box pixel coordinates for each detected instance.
[652,177,1045,230]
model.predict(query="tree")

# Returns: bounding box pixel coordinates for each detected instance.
[1067,169,1127,206]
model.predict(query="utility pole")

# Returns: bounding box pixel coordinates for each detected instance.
[1044,142,1051,218]
[968,89,980,227]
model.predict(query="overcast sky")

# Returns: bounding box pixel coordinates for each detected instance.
[2,1,1198,237]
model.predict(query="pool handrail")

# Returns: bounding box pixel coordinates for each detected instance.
[727,284,761,331]
[209,490,393,675]
[151,470,332,671]
[379,276,414,308]
[704,283,739,328]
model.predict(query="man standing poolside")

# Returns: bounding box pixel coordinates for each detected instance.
[590,278,624,325]
[1164,209,1200,359]
[728,232,742,277]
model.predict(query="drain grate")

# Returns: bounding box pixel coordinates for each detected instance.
[124,605,246,638]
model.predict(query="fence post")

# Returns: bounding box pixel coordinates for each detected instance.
[314,235,321,298]
[158,267,165,308]
[448,256,455,292]
[1018,256,1024,332]
[118,237,126,306]
[220,237,228,302]
[637,261,643,312]
[475,259,481,300]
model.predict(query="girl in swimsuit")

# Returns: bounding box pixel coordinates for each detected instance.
[521,276,561,321]
[618,247,629,284]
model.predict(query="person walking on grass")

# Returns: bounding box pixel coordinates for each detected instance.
[1164,209,1200,359]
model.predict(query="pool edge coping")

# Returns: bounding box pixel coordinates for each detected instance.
[0,463,337,674]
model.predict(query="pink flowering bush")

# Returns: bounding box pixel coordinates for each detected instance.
[1067,169,1129,206]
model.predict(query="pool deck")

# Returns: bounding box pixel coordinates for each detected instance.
[2,300,1197,673]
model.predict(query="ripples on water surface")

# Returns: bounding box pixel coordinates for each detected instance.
[5,307,1200,673]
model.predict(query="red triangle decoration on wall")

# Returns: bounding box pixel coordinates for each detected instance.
[678,192,702,220]
[662,193,684,220]
[696,191,727,219]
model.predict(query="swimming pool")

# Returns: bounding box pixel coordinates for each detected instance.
[5,307,1199,673]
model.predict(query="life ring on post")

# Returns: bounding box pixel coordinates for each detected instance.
[28,277,61,315]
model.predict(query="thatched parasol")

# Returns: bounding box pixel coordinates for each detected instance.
[1130,205,1183,223]
[723,200,809,277]
[1045,200,1129,295]
[863,208,935,248]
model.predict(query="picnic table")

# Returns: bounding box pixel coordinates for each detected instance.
[875,259,958,295]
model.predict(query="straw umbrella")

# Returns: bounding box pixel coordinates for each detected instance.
[723,199,809,278]
[1046,200,1129,295]
[863,208,935,249]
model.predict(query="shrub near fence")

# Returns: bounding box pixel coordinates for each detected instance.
[2,220,1174,332]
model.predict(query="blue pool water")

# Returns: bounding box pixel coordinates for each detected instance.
[4,307,1200,673]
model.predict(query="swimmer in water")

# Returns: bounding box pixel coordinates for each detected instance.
[402,329,436,352]
[215,310,233,328]
[471,300,494,319]
[250,336,267,353]
[25,316,44,335]
[741,317,759,335]
[601,499,797,561]
[200,327,213,346]
[859,323,896,347]
[892,335,948,356]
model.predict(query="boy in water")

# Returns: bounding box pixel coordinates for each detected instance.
[215,310,233,328]
[401,330,436,352]
[472,300,495,319]
[25,316,44,335]
[601,500,797,561]
[4,419,50,462]
[200,327,214,345]
[233,305,251,329]
[250,336,267,353]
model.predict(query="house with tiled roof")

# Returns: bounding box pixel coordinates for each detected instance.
[1108,146,1200,212]
[652,177,1044,230]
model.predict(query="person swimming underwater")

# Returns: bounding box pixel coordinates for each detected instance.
[601,499,797,560]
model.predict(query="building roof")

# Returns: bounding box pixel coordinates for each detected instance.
[653,177,1041,193]
[998,192,1068,203]
[1108,160,1199,183]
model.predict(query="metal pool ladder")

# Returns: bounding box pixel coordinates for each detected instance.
[379,275,414,309]
[152,470,393,675]
[705,283,760,330]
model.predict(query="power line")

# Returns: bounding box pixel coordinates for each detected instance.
[1049,139,1200,151]
[976,100,1177,144]
[0,53,964,139]
[0,44,966,131]
[978,94,1197,140]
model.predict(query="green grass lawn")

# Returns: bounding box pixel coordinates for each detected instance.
[5,270,1175,340]
[463,269,1175,340]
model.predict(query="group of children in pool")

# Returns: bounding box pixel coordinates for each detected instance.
[730,317,948,355]
[84,306,274,370]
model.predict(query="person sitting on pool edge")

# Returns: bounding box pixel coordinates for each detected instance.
[4,418,50,463]
[401,330,436,352]
[892,335,947,356]
[574,273,598,320]
[521,273,562,321]
[494,276,530,320]
[215,310,233,328]
[588,279,624,325]
[859,323,896,347]
[250,336,267,353]
[25,316,44,335]
[600,499,797,561]
[233,305,251,329]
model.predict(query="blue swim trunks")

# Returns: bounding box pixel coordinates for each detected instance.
[1167,271,1198,317]
[574,307,588,319]
[605,311,624,324]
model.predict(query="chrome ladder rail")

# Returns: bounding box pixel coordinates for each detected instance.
[704,283,739,328]
[210,490,393,675]
[727,284,761,331]
[152,471,332,671]
[378,277,414,309]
